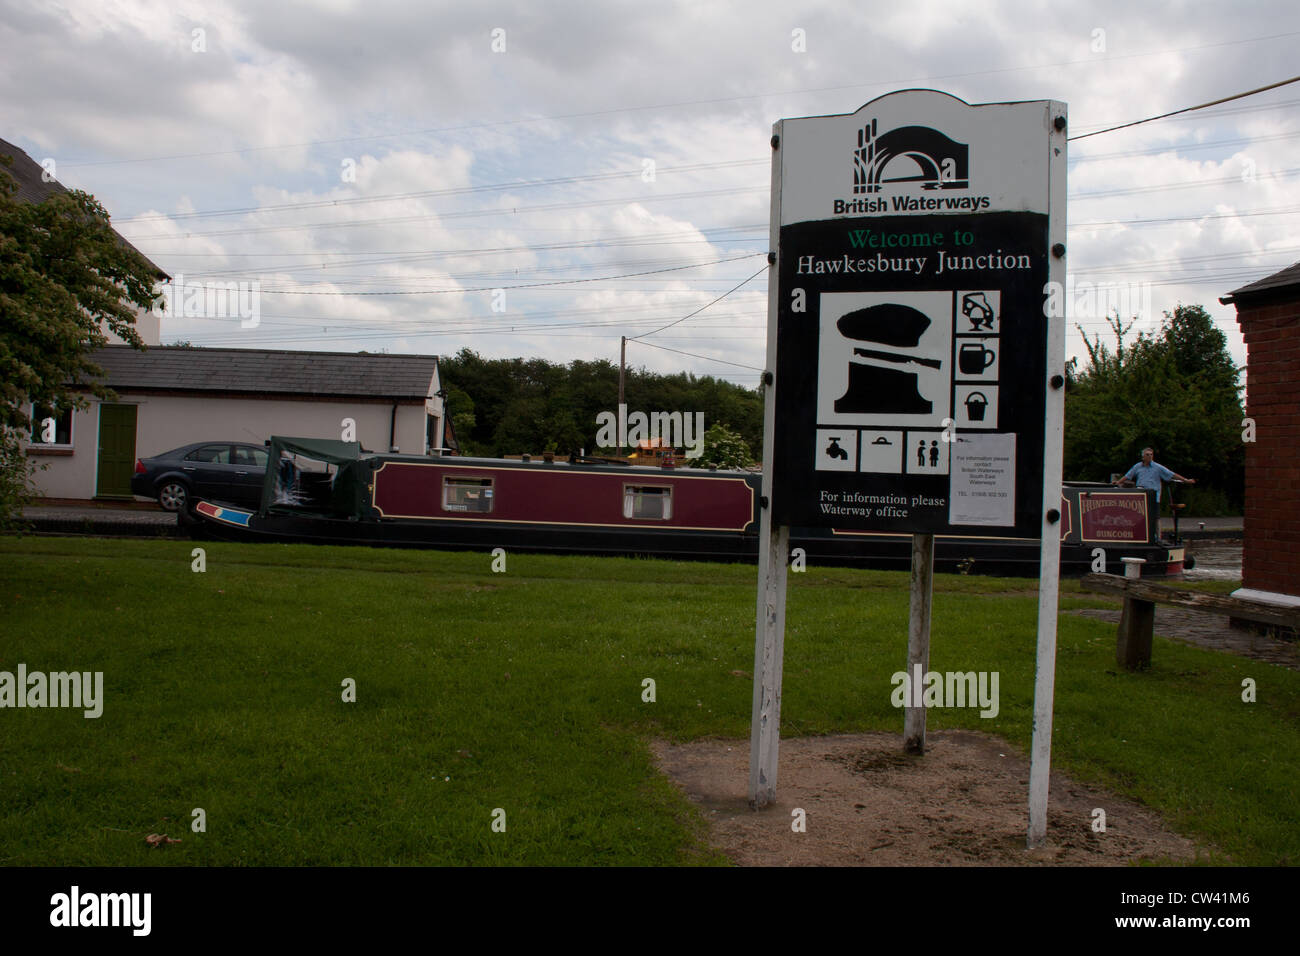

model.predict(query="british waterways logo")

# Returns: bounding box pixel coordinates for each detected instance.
[853,118,970,194]
[836,119,987,216]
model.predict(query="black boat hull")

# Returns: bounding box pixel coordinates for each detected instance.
[186,502,1182,577]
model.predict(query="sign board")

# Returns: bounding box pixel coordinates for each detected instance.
[1059,487,1157,545]
[770,90,1063,537]
[753,90,1069,848]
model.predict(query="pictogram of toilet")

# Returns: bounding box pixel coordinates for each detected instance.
[964,391,988,422]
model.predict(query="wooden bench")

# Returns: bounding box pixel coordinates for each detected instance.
[1080,572,1300,669]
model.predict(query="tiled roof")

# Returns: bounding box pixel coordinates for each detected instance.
[1,136,168,279]
[1221,260,1300,304]
[84,345,439,400]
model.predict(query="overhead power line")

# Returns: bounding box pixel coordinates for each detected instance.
[1071,203,1300,229]
[124,117,1300,243]
[136,226,765,256]
[604,339,762,373]
[178,231,765,279]
[258,252,764,295]
[1071,166,1300,201]
[629,265,769,340]
[118,185,767,241]
[117,158,769,224]
[1069,126,1300,163]
[59,28,1300,168]
[1068,73,1300,141]
[128,155,1296,247]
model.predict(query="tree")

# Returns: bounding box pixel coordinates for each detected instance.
[1161,303,1240,386]
[1063,305,1245,512]
[697,422,754,469]
[0,428,33,532]
[441,385,478,454]
[437,348,763,458]
[0,161,159,527]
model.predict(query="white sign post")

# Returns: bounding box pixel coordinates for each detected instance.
[751,90,1068,848]
[904,533,935,753]
[750,140,788,808]
[1027,113,1069,848]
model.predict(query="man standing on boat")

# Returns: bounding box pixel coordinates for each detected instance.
[1113,447,1194,504]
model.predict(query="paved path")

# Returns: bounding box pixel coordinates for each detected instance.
[1158,516,1242,532]
[1075,537,1296,669]
[23,505,173,523]
[1073,607,1298,670]
[20,504,180,535]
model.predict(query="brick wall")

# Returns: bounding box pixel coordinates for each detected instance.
[1236,299,1300,597]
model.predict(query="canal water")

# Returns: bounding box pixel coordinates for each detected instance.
[1183,543,1243,582]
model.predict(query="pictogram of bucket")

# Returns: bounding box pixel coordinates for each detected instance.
[964,391,988,421]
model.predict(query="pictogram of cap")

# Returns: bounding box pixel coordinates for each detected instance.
[836,304,931,348]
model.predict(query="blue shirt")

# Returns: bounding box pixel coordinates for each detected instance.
[1124,461,1175,501]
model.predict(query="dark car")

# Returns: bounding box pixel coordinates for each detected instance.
[132,441,270,512]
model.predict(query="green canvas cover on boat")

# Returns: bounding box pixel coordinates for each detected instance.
[260,436,369,518]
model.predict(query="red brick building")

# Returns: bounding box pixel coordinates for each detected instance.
[1221,262,1300,607]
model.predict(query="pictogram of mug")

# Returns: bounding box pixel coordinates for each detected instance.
[964,391,989,421]
[958,343,996,374]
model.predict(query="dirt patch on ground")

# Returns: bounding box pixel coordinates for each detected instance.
[652,730,1204,866]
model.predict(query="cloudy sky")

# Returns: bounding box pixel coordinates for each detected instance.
[2,0,1297,387]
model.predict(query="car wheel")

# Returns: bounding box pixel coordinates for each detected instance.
[158,481,190,512]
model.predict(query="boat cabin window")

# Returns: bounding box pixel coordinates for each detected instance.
[624,485,672,520]
[444,476,494,513]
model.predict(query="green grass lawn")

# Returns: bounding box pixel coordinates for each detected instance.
[0,537,1295,866]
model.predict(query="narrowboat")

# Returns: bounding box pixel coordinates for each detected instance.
[186,437,1184,576]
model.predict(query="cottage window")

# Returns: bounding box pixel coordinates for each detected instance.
[28,404,73,446]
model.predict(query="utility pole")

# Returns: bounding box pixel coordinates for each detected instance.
[618,336,626,457]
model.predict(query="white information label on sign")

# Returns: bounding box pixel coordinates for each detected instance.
[816,290,953,429]
[949,433,1015,526]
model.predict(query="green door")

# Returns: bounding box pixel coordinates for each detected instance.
[96,404,137,498]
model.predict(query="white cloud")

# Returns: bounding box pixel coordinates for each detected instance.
[1,0,1294,379]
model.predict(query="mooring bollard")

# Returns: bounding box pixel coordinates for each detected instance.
[1117,558,1154,668]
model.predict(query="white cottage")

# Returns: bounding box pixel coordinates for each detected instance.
[4,136,451,502]
[26,345,446,502]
